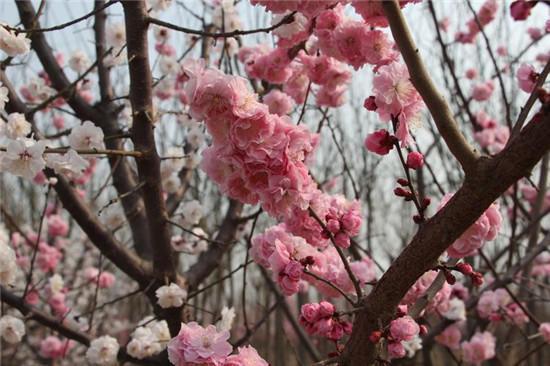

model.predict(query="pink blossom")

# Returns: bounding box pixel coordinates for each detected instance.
[387,341,406,359]
[332,21,370,70]
[402,270,452,314]
[516,63,538,93]
[465,68,478,80]
[48,292,69,316]
[539,323,550,343]
[461,331,496,364]
[364,129,396,155]
[263,89,295,116]
[299,301,351,341]
[389,316,420,342]
[477,288,510,319]
[471,80,495,101]
[249,0,298,13]
[527,27,543,40]
[406,152,424,170]
[167,322,232,366]
[435,323,463,350]
[47,215,69,237]
[83,267,116,289]
[40,336,72,359]
[438,194,502,258]
[510,0,537,21]
[223,346,268,366]
[36,243,62,272]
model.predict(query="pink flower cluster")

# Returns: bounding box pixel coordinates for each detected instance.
[402,270,452,315]
[471,80,495,101]
[473,111,509,153]
[437,194,502,258]
[456,0,499,43]
[167,323,268,366]
[477,288,528,325]
[351,0,418,27]
[299,301,352,341]
[182,60,319,218]
[251,223,375,297]
[461,331,496,364]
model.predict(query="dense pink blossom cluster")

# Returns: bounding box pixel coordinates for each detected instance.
[299,301,352,341]
[437,194,502,258]
[167,322,268,366]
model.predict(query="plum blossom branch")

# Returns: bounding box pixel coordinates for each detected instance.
[381,0,479,173]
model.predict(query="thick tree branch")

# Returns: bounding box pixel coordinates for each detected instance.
[343,106,550,364]
[121,0,181,336]
[382,0,479,173]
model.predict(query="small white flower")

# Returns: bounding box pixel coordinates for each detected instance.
[45,149,89,178]
[85,335,120,366]
[106,23,126,49]
[442,298,466,321]
[4,113,31,139]
[402,335,422,358]
[101,204,125,230]
[24,78,56,103]
[155,283,187,308]
[0,138,46,180]
[179,200,203,226]
[153,26,170,43]
[68,50,91,74]
[127,324,163,359]
[48,274,64,294]
[163,173,180,194]
[68,121,105,150]
[218,306,236,332]
[159,56,178,75]
[0,315,25,344]
[0,25,30,56]
[0,81,9,110]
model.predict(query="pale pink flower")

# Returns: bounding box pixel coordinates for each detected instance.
[40,336,72,359]
[263,89,295,116]
[539,323,550,343]
[167,322,232,365]
[389,316,420,342]
[461,331,496,364]
[516,63,538,93]
[471,80,495,101]
[223,346,269,366]
[47,215,69,237]
[435,323,463,350]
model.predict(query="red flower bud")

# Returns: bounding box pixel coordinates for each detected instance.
[369,330,382,343]
[394,187,412,197]
[363,96,377,111]
[397,178,409,186]
[471,272,484,287]
[456,262,473,275]
[444,270,456,285]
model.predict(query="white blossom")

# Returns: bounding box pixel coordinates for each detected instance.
[106,23,126,49]
[0,240,18,286]
[179,200,203,227]
[402,335,423,358]
[218,306,236,332]
[0,315,25,344]
[23,78,56,103]
[442,298,466,321]
[85,335,120,365]
[68,121,105,150]
[4,113,31,139]
[0,81,9,110]
[159,56,179,75]
[153,26,170,43]
[0,25,30,56]
[48,274,64,294]
[127,322,164,359]
[45,149,89,178]
[163,173,180,194]
[68,50,91,74]
[0,138,46,180]
[155,283,187,308]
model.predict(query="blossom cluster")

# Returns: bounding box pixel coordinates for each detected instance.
[167,322,268,366]
[299,301,352,341]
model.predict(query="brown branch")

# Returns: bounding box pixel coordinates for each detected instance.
[382,0,479,173]
[121,0,181,336]
[147,11,296,38]
[343,56,550,366]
